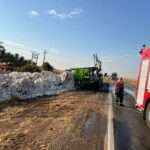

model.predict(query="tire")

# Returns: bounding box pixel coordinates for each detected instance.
[145,102,150,128]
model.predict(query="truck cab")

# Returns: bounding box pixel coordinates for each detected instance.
[136,47,150,128]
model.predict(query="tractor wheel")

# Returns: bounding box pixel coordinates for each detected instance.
[146,102,150,128]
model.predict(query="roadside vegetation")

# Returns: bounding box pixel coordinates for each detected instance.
[0,44,54,73]
[0,45,31,67]
[17,64,41,73]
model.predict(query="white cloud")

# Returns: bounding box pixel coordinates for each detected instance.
[70,8,83,15]
[48,8,83,19]
[48,9,57,15]
[28,10,39,17]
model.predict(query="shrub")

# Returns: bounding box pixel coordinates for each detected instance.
[17,64,41,73]
[42,62,54,71]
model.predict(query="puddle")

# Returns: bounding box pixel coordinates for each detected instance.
[124,89,136,99]
[82,112,97,138]
[85,112,96,129]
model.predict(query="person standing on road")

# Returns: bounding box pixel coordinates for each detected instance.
[115,77,125,106]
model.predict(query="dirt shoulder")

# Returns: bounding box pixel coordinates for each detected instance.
[0,91,109,150]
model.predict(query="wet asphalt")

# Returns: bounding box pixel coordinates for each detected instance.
[113,92,150,150]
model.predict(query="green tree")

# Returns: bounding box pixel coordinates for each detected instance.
[0,45,31,68]
[0,45,6,60]
[19,56,24,63]
[14,53,19,61]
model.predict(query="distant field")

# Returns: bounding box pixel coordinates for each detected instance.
[124,78,137,89]
[103,77,137,90]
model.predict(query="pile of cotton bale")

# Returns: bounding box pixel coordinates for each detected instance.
[0,71,74,101]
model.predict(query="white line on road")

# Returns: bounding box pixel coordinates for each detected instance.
[107,93,115,150]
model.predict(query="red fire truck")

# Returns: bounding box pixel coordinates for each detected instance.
[136,47,150,128]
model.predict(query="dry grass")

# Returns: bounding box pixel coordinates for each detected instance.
[124,78,137,89]
[103,76,137,89]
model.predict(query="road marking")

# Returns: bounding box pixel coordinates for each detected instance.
[107,93,115,150]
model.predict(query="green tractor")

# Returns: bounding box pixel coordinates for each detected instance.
[70,67,103,90]
[68,54,109,91]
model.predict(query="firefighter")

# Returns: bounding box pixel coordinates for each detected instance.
[115,77,125,106]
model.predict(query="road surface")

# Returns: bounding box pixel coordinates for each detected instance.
[0,90,150,150]
[113,91,150,150]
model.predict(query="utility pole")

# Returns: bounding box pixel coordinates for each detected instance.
[35,54,39,65]
[31,52,33,63]
[43,50,47,65]
[93,54,96,67]
[93,53,102,71]
[31,51,39,65]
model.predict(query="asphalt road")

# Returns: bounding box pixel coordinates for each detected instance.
[113,92,150,150]
[0,90,150,150]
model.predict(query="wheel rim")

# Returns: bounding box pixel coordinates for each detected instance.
[148,110,150,122]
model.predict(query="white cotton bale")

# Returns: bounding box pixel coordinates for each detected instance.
[0,71,74,101]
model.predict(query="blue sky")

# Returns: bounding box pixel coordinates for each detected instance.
[0,0,150,78]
